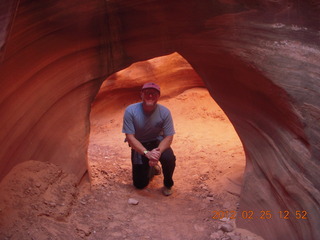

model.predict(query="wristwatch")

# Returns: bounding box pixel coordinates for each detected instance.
[143,150,149,155]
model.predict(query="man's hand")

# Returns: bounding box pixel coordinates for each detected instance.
[146,148,161,166]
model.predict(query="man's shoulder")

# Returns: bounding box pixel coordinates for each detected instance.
[157,104,171,113]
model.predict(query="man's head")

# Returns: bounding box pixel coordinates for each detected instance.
[141,82,160,110]
[141,82,161,94]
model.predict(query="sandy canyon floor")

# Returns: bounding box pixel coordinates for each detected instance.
[0,88,264,240]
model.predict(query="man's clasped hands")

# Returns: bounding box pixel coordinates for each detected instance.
[145,148,161,166]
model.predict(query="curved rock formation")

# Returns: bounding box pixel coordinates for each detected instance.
[0,0,319,239]
[91,52,205,121]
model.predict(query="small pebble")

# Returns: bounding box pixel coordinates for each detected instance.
[217,230,224,236]
[223,201,231,209]
[128,198,139,205]
[210,232,220,239]
[219,223,234,232]
[206,197,215,202]
[194,224,205,232]
[220,217,230,222]
[229,234,241,240]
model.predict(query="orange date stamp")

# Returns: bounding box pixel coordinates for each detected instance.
[212,210,308,220]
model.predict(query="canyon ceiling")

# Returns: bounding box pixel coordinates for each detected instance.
[0,0,319,240]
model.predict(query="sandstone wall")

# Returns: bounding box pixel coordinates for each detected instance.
[0,0,319,239]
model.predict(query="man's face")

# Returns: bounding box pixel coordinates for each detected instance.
[141,89,160,107]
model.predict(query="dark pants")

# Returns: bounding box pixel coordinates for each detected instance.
[131,141,176,189]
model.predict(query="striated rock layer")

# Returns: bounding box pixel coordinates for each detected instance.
[0,0,319,239]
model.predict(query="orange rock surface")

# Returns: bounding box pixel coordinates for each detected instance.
[0,1,319,239]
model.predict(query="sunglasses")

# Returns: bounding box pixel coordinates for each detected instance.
[142,90,160,96]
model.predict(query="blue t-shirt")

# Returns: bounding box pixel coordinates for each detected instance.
[122,102,175,143]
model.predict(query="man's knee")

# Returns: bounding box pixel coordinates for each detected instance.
[160,148,176,163]
[133,180,149,189]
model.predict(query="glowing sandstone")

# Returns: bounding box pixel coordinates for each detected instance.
[0,1,319,240]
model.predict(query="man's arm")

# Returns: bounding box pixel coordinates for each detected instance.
[125,134,146,155]
[158,135,173,154]
[148,135,173,165]
[125,134,160,162]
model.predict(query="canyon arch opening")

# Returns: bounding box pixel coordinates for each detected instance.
[87,52,247,239]
[88,52,246,192]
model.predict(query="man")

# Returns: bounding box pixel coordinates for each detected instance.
[122,82,176,196]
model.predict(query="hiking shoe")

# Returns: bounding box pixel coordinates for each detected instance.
[154,164,162,175]
[162,187,173,196]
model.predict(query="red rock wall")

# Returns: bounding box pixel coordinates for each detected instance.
[0,0,319,239]
[0,0,110,180]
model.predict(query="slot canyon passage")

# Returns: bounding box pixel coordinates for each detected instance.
[0,1,320,240]
[87,54,249,239]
